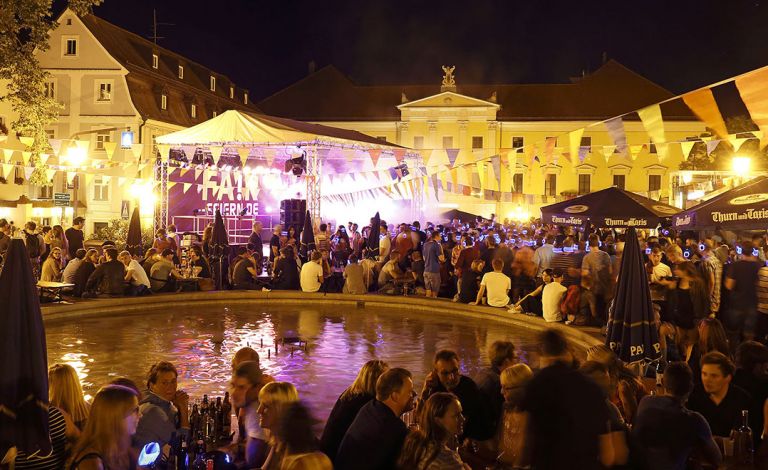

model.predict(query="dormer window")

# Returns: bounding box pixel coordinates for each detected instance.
[152,54,158,69]
[191,104,197,118]
[229,86,234,99]
[161,94,167,110]
[210,76,216,91]
[244,92,248,105]
[178,65,184,79]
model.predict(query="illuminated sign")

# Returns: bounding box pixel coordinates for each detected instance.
[120,131,134,149]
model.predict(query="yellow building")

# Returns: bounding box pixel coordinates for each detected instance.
[259,63,705,221]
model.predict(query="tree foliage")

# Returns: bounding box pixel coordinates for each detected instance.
[89,217,153,250]
[679,115,768,171]
[0,0,103,185]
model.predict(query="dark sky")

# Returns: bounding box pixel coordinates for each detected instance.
[86,0,768,100]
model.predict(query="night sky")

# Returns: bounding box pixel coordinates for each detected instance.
[82,0,768,100]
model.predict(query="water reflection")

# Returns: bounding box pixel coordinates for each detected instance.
[46,305,541,421]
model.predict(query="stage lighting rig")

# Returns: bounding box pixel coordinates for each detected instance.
[389,163,409,181]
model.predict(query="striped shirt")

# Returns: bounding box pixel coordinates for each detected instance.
[15,406,67,470]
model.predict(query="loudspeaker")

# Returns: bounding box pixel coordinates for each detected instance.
[280,199,306,230]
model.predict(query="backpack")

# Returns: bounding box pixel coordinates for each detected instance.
[26,232,41,258]
[560,284,581,319]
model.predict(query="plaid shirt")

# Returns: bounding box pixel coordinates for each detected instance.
[701,255,723,313]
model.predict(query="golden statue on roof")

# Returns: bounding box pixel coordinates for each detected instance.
[441,65,456,88]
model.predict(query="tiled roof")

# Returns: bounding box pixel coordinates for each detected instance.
[79,13,259,126]
[259,60,694,122]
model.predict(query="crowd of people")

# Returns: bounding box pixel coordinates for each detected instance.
[10,328,768,470]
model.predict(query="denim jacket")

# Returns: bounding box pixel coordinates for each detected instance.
[133,391,189,448]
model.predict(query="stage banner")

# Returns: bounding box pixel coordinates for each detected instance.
[682,88,728,138]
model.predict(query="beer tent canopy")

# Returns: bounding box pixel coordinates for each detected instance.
[672,175,768,231]
[540,187,680,228]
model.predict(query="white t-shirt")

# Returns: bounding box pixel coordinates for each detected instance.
[650,262,673,283]
[480,271,511,307]
[127,259,151,288]
[300,261,324,292]
[542,282,567,322]
[379,235,391,260]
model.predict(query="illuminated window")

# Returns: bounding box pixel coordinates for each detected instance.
[191,104,196,118]
[512,173,523,194]
[578,174,591,195]
[64,38,78,56]
[178,65,184,79]
[95,131,111,151]
[152,54,158,69]
[161,94,167,110]
[210,76,216,91]
[44,80,56,99]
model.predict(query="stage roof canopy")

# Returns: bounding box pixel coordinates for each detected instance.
[156,110,405,150]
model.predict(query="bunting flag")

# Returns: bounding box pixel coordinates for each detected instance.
[368,149,382,168]
[680,141,696,161]
[157,144,171,162]
[19,136,35,147]
[735,68,768,148]
[264,148,276,167]
[602,145,616,158]
[21,151,31,166]
[2,149,13,163]
[49,139,63,156]
[476,161,486,191]
[236,147,250,165]
[656,142,670,161]
[578,146,589,162]
[2,163,12,178]
[450,167,459,188]
[103,141,117,159]
[23,167,34,181]
[629,145,644,160]
[130,143,144,159]
[637,103,666,144]
[183,183,192,194]
[446,148,460,167]
[568,129,584,166]
[74,139,90,153]
[66,171,76,185]
[705,140,721,155]
[730,136,750,153]
[605,118,628,155]
[393,149,405,164]
[45,169,56,181]
[491,155,501,187]
[431,174,440,199]
[682,88,729,138]
[167,182,177,191]
[544,137,557,163]
[40,153,50,165]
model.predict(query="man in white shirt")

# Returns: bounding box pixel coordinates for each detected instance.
[300,250,324,292]
[473,258,511,307]
[378,222,391,262]
[119,250,151,294]
[542,269,567,322]
[646,246,672,302]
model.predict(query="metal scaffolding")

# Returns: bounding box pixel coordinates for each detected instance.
[306,146,321,223]
[154,159,169,231]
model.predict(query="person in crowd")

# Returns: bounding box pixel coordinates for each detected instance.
[152,228,177,253]
[68,385,140,470]
[456,259,484,304]
[473,341,517,431]
[62,248,86,287]
[422,230,445,298]
[646,246,672,304]
[586,345,648,425]
[541,268,567,322]
[49,363,90,431]
[84,247,126,297]
[664,261,710,362]
[300,250,324,293]
[275,402,333,470]
[273,246,301,290]
[342,254,366,294]
[315,222,330,257]
[549,237,582,289]
[247,220,263,263]
[454,237,481,290]
[726,244,762,344]
[410,251,425,291]
[73,248,99,297]
[533,234,555,278]
[509,267,552,317]
[379,221,392,262]
[331,226,351,267]
[14,400,78,468]
[395,224,414,269]
[494,363,533,468]
[0,219,11,257]
[286,225,299,248]
[46,224,69,263]
[510,246,537,306]
[700,240,723,316]
[733,341,768,446]
[141,247,159,274]
[201,224,213,257]
[109,377,142,399]
[420,349,493,442]
[189,245,212,279]
[232,249,261,290]
[321,359,389,461]
[335,368,414,470]
[758,262,768,341]
[472,258,511,307]
[65,216,85,259]
[117,250,151,296]
[518,329,615,469]
[229,360,271,468]
[632,362,722,469]
[582,233,613,324]
[689,317,731,381]
[257,382,300,470]
[397,392,470,470]
[166,224,181,258]
[378,250,406,293]
[149,248,181,293]
[134,361,190,448]
[23,221,45,279]
[687,351,753,438]
[40,246,63,282]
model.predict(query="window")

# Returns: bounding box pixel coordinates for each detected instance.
[161,94,167,110]
[39,185,53,199]
[66,18,72,25]
[472,136,483,149]
[178,65,184,79]
[152,54,158,69]
[442,136,453,149]
[97,82,112,102]
[413,136,424,149]
[377,136,387,142]
[95,131,111,151]
[64,37,77,56]
[649,143,657,154]
[93,176,109,201]
[578,174,591,195]
[244,92,248,105]
[45,129,55,140]
[191,104,197,118]
[229,86,234,99]
[93,222,108,233]
[649,174,662,192]
[212,110,217,118]
[613,174,626,190]
[512,173,523,194]
[43,80,56,99]
[580,136,592,147]
[544,174,557,197]
[210,76,216,91]
[512,136,524,148]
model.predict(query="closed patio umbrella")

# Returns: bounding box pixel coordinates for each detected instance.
[300,210,315,259]
[126,207,143,257]
[606,227,662,367]
[209,210,230,290]
[366,211,380,259]
[0,239,50,457]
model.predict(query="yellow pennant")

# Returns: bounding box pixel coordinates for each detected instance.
[21,151,31,166]
[183,183,192,194]
[568,129,584,166]
[1,149,13,163]
[157,144,171,162]
[103,141,117,159]
[19,136,35,147]
[130,143,144,159]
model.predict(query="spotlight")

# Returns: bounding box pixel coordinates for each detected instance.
[389,163,409,180]
[284,153,306,176]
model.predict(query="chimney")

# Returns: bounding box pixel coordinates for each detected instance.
[308,60,316,75]
[602,51,608,64]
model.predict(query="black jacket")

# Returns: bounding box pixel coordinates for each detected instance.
[85,259,126,295]
[320,392,374,462]
[335,400,407,470]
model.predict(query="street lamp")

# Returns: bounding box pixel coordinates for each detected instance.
[63,141,89,219]
[732,156,751,178]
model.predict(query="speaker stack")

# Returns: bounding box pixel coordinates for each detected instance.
[279,199,306,231]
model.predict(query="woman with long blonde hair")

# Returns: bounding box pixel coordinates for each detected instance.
[320,360,389,460]
[257,382,300,470]
[496,364,533,467]
[68,385,140,470]
[49,363,90,430]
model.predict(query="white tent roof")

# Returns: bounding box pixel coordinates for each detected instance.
[156,110,404,149]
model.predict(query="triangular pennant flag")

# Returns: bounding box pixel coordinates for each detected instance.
[264,148,276,167]
[157,144,171,162]
[393,149,405,164]
[39,153,50,165]
[602,145,616,157]
[2,149,14,163]
[130,143,144,159]
[74,139,90,153]
[167,182,176,191]
[682,88,729,138]
[730,137,749,153]
[236,147,250,165]
[49,139,63,156]
[23,166,34,181]
[422,149,433,167]
[735,68,768,148]
[446,148,460,167]
[183,183,192,194]
[102,175,111,184]
[706,140,721,155]
[605,118,628,155]
[19,136,35,147]
[45,169,56,182]
[629,145,644,160]
[103,141,117,159]
[2,163,13,177]
[368,149,382,168]
[656,142,669,161]
[450,167,459,188]
[476,161,486,191]
[568,129,584,166]
[21,151,31,166]
[67,171,76,185]
[637,103,666,144]
[181,145,197,160]
[544,137,557,162]
[680,141,696,161]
